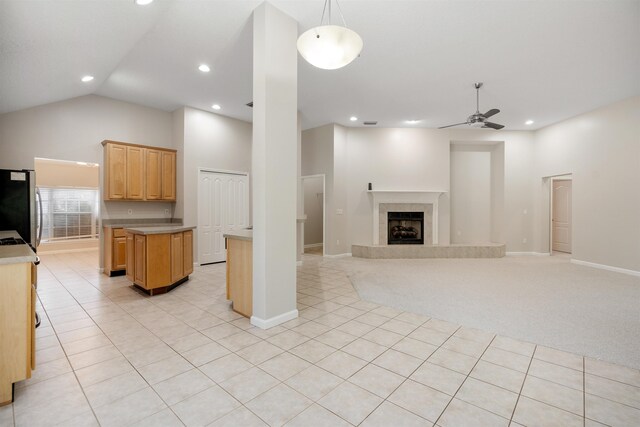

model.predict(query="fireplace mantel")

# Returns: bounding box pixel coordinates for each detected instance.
[368,190,446,245]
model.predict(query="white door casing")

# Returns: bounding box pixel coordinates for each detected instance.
[198,170,249,264]
[552,179,572,253]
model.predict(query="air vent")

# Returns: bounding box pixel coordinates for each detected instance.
[363,121,378,126]
[246,102,253,108]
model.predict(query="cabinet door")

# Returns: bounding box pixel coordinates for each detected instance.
[113,236,127,270]
[125,233,135,282]
[134,234,146,285]
[106,144,126,200]
[183,230,193,275]
[145,149,162,200]
[170,233,184,283]
[126,146,145,200]
[161,151,176,201]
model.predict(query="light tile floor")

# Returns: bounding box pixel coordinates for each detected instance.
[1,249,639,426]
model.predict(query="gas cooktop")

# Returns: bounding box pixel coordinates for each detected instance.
[0,237,25,246]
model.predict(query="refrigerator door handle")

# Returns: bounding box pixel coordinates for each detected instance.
[36,187,43,247]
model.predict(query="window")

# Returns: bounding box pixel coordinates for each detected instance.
[39,187,99,241]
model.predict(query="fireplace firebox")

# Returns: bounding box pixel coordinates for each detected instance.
[388,212,424,245]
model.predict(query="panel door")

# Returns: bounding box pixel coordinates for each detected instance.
[113,236,127,270]
[161,151,176,201]
[134,234,146,285]
[126,146,145,200]
[198,172,225,264]
[106,144,126,200]
[552,180,572,253]
[170,233,184,283]
[145,149,162,200]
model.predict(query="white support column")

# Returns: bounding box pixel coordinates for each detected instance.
[251,2,299,329]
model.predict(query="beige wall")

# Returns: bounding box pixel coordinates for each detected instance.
[35,158,99,188]
[533,96,640,271]
[179,107,252,263]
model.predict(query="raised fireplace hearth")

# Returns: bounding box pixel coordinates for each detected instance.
[388,211,424,245]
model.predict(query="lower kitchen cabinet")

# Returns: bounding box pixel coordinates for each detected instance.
[125,228,194,295]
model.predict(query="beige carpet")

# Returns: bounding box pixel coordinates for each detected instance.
[337,254,640,369]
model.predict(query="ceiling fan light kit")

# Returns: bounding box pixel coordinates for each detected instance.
[439,82,505,130]
[297,0,363,70]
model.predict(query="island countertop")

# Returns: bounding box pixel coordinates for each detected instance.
[0,231,38,265]
[223,229,253,241]
[124,225,196,235]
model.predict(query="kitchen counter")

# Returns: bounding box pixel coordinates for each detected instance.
[223,229,253,241]
[124,225,196,235]
[0,231,37,265]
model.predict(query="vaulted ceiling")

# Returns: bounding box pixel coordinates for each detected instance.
[1,0,639,130]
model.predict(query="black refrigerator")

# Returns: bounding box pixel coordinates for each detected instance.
[0,169,40,250]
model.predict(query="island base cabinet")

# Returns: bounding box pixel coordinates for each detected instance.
[1,263,34,406]
[126,230,193,295]
[226,237,253,318]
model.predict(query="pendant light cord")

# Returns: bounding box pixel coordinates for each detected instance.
[319,0,349,27]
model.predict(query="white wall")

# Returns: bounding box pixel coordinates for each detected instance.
[179,107,252,263]
[345,128,451,248]
[450,147,492,243]
[448,130,535,252]
[533,96,640,271]
[0,94,175,221]
[303,176,323,245]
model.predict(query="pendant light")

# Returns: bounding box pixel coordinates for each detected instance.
[297,0,363,70]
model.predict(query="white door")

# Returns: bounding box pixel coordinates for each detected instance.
[198,171,249,264]
[552,180,572,253]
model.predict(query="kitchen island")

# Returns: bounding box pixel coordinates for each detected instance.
[224,229,252,317]
[0,231,37,406]
[124,225,195,295]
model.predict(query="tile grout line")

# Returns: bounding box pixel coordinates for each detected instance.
[508,344,537,425]
[432,333,498,426]
[583,356,586,427]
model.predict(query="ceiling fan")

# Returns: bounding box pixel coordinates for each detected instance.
[439,83,504,130]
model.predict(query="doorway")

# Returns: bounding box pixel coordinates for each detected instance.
[301,175,325,256]
[198,169,249,265]
[551,178,572,254]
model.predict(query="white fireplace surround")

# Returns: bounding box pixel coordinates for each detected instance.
[368,190,446,245]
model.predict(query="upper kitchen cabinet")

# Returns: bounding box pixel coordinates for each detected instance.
[102,141,177,202]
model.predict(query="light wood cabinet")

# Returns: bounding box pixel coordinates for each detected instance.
[183,230,193,276]
[161,151,176,201]
[102,140,176,202]
[145,149,162,200]
[103,227,128,276]
[105,143,126,199]
[126,229,194,295]
[1,262,34,406]
[226,236,253,317]
[170,232,184,283]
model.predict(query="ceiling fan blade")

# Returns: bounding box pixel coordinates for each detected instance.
[483,108,500,118]
[482,122,505,130]
[438,122,468,129]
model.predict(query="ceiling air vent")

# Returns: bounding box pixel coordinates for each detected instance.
[246,102,253,108]
[363,121,378,126]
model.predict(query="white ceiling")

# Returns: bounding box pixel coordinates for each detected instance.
[1,0,639,130]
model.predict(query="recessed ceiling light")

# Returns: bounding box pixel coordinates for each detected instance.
[135,0,154,5]
[350,116,358,122]
[198,64,211,73]
[405,120,421,124]
[212,104,221,110]
[525,120,534,125]
[81,75,94,82]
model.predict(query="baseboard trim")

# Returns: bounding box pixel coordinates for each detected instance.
[506,252,550,256]
[304,243,323,249]
[571,259,640,277]
[251,309,299,329]
[323,253,352,259]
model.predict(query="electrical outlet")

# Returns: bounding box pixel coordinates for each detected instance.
[164,209,169,215]
[456,230,461,236]
[522,238,527,244]
[336,208,343,215]
[337,240,340,245]
[523,209,528,215]
[127,209,132,215]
